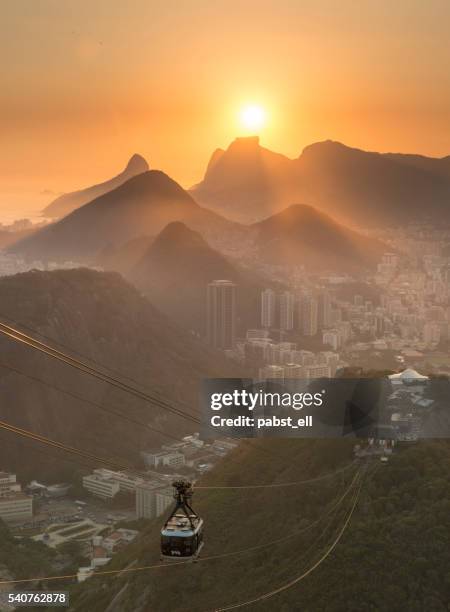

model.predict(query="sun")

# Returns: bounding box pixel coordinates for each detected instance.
[239,104,267,132]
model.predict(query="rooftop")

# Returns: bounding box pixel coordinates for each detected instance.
[389,368,429,381]
[162,513,202,536]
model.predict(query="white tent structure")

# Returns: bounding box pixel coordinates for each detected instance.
[388,368,429,385]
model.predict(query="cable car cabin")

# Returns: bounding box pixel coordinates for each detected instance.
[161,513,204,561]
[160,479,204,562]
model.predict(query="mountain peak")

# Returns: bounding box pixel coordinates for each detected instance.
[228,135,261,151]
[278,203,321,217]
[256,203,328,229]
[153,221,206,248]
[253,202,385,271]
[205,148,225,173]
[121,169,194,201]
[42,154,150,219]
[300,140,350,157]
[124,153,149,174]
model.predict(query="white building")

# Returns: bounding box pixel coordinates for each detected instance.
[82,473,120,500]
[100,470,144,493]
[136,482,179,520]
[0,472,21,495]
[83,469,144,498]
[141,450,185,469]
[136,481,161,519]
[0,493,33,522]
[0,471,32,522]
[155,487,174,517]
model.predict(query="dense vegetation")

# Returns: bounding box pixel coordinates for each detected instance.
[67,439,450,611]
[0,519,56,581]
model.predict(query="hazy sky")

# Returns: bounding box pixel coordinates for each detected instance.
[2,0,450,212]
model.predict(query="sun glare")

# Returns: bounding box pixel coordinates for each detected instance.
[239,105,267,132]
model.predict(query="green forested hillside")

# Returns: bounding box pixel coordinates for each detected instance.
[68,439,450,612]
[0,519,56,582]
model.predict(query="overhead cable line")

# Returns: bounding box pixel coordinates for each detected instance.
[0,361,182,444]
[0,468,361,586]
[0,310,201,416]
[0,319,342,468]
[210,472,364,611]
[0,321,200,425]
[195,460,356,489]
[0,415,357,491]
[0,357,295,474]
[0,419,148,478]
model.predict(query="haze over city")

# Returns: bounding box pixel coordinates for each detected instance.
[0,2,450,610]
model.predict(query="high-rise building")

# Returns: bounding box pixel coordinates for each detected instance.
[155,487,174,517]
[279,291,295,331]
[136,482,159,519]
[261,289,276,328]
[206,280,237,350]
[317,291,332,329]
[136,483,175,519]
[301,296,318,336]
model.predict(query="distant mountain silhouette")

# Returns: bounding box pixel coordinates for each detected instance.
[252,204,386,272]
[131,221,270,334]
[12,170,238,263]
[192,137,450,226]
[42,154,149,219]
[384,151,450,180]
[192,136,293,223]
[95,235,154,274]
[296,141,450,226]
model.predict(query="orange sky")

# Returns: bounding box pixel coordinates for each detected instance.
[1,0,450,214]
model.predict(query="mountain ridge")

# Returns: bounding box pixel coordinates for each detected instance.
[131,221,270,334]
[11,170,239,263]
[252,203,386,272]
[192,137,450,225]
[42,154,149,219]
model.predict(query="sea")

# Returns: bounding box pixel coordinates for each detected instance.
[0,192,52,226]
